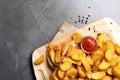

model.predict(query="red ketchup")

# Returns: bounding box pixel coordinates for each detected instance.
[80,36,98,54]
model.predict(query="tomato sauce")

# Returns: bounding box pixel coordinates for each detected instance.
[81,36,98,53]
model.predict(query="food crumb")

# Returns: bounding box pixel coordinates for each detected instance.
[97,33,101,36]
[88,27,91,31]
[110,22,112,24]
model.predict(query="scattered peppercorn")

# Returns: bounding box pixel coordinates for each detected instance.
[88,27,91,31]
[85,21,88,24]
[75,21,77,23]
[110,22,112,24]
[88,15,91,17]
[88,6,90,8]
[82,16,84,18]
[93,28,96,32]
[86,17,88,19]
[81,20,84,24]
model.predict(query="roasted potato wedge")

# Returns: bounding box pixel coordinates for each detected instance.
[62,57,81,65]
[78,78,85,80]
[67,44,73,56]
[55,44,62,64]
[110,57,119,66]
[48,48,55,65]
[98,60,110,70]
[98,42,108,53]
[49,75,58,80]
[92,59,101,72]
[34,55,44,65]
[70,48,86,61]
[107,67,112,75]
[48,43,55,49]
[57,69,65,79]
[91,49,104,62]
[63,76,69,80]
[60,62,72,71]
[72,32,83,43]
[91,71,106,79]
[80,57,91,72]
[66,66,77,78]
[71,49,81,61]
[77,66,86,78]
[105,49,114,62]
[97,33,104,48]
[115,43,120,56]
[113,77,120,80]
[86,56,93,66]
[102,76,112,80]
[106,40,115,52]
[113,63,120,78]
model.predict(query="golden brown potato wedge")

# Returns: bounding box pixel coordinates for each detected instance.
[80,57,91,72]
[60,62,72,71]
[67,44,73,56]
[97,33,104,48]
[55,44,62,64]
[62,57,81,65]
[70,48,85,61]
[98,42,108,53]
[63,76,69,80]
[102,76,112,80]
[48,43,55,50]
[113,63,120,78]
[49,75,59,80]
[72,32,83,43]
[106,40,115,52]
[91,49,104,62]
[48,48,55,65]
[78,78,85,80]
[113,77,120,80]
[71,49,81,61]
[34,55,44,65]
[77,49,86,57]
[92,59,101,72]
[110,57,119,66]
[115,43,120,56]
[91,71,106,80]
[98,60,110,70]
[57,69,65,79]
[77,66,86,78]
[86,56,93,66]
[105,49,114,62]
[66,66,77,78]
[107,67,112,75]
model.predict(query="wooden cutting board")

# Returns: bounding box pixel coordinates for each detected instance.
[32,17,120,80]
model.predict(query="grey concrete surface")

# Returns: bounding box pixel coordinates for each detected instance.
[0,0,120,80]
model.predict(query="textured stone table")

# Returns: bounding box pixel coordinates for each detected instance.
[0,0,120,80]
